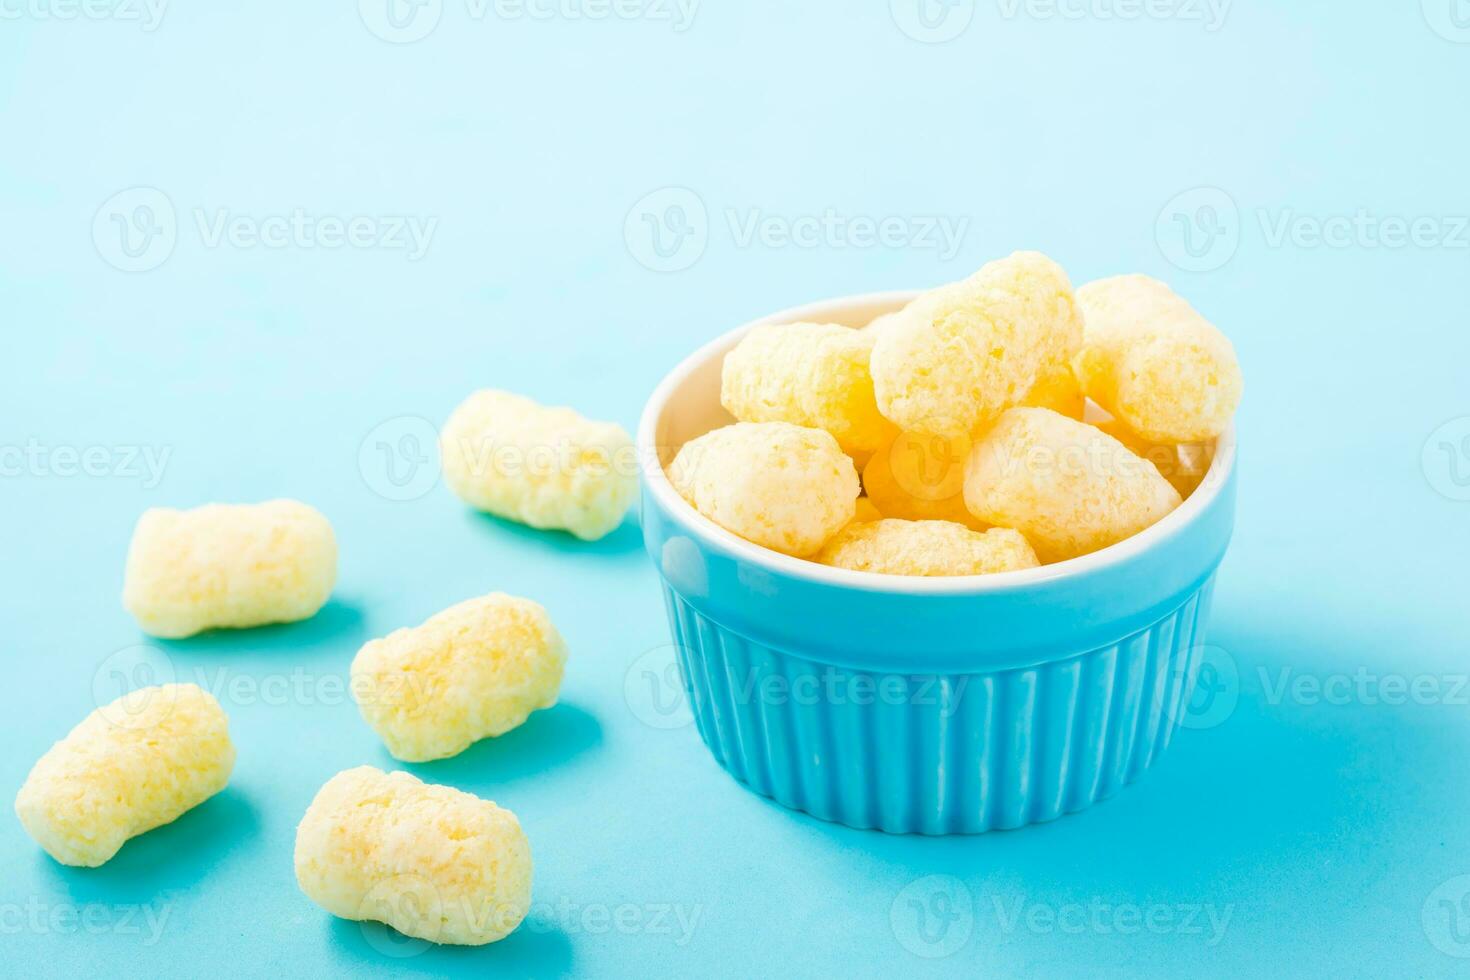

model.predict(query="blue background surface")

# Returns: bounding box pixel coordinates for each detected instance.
[3,2,1469,976]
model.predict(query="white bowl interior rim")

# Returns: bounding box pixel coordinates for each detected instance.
[637,288,1238,595]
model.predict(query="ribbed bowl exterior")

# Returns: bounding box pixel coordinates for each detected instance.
[661,578,1217,835]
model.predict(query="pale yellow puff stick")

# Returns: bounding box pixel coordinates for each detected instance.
[667,421,859,558]
[15,684,235,867]
[816,519,1039,577]
[295,767,531,946]
[123,500,336,639]
[964,408,1181,563]
[351,593,567,762]
[721,322,897,458]
[870,251,1083,436]
[441,389,637,541]
[1074,275,1242,444]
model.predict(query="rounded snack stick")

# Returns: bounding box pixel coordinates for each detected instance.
[963,407,1181,563]
[441,389,637,541]
[294,766,532,946]
[1073,274,1242,444]
[721,322,896,457]
[816,519,1038,577]
[15,683,235,867]
[667,421,858,558]
[123,500,336,639]
[351,593,567,762]
[871,251,1083,436]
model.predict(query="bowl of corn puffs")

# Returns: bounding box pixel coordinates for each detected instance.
[638,252,1241,834]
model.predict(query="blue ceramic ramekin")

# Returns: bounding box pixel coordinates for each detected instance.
[637,290,1237,835]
